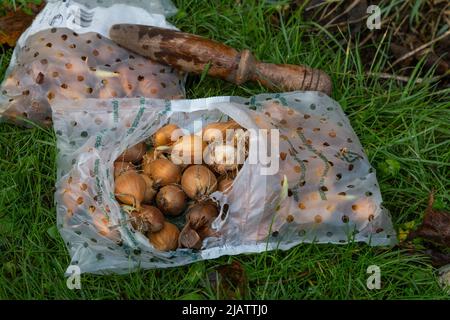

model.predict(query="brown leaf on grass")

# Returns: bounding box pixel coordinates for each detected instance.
[391,33,450,75]
[390,43,415,67]
[424,248,450,268]
[0,3,45,47]
[207,261,247,299]
[407,191,450,247]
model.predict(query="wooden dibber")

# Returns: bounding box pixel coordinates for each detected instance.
[109,24,332,95]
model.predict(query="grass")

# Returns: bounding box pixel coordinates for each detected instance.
[0,0,449,299]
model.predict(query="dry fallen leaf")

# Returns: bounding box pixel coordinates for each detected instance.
[207,261,247,299]
[407,191,450,247]
[0,3,44,47]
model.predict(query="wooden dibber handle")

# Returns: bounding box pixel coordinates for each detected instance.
[109,24,332,95]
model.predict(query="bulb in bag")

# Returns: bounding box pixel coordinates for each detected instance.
[52,91,396,274]
[0,27,185,127]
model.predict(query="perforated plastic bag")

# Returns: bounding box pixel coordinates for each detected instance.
[52,91,396,275]
[0,0,184,127]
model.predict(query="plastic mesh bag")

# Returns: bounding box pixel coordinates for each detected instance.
[52,91,396,275]
[0,0,184,127]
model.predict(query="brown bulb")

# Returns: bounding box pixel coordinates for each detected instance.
[114,161,136,178]
[129,205,164,233]
[171,134,207,165]
[148,221,180,251]
[144,158,181,187]
[140,174,157,204]
[117,142,146,163]
[186,201,219,230]
[156,184,187,216]
[152,123,181,147]
[114,171,146,208]
[181,165,217,200]
[179,225,202,249]
[218,177,233,193]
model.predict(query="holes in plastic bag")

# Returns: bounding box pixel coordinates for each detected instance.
[35,72,44,84]
[221,203,229,220]
[314,215,322,223]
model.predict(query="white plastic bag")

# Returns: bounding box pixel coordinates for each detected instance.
[52,91,396,274]
[0,0,184,127]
